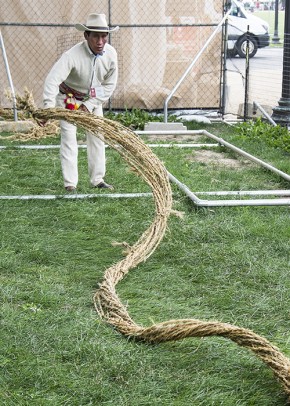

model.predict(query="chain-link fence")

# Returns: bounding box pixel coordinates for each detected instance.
[225,46,283,118]
[224,4,284,119]
[0,0,224,111]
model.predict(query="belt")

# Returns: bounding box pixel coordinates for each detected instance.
[59,82,89,101]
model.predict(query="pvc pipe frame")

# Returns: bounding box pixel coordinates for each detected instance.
[0,30,18,121]
[139,130,290,206]
[253,101,277,126]
[0,143,220,150]
[1,129,290,206]
[0,193,153,200]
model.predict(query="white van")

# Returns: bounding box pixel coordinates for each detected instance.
[227,0,270,58]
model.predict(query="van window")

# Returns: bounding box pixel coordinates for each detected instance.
[230,3,247,18]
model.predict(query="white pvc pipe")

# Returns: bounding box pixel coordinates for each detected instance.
[0,192,153,201]
[199,198,290,207]
[148,144,219,148]
[0,143,219,150]
[167,172,290,207]
[253,101,277,126]
[196,190,290,196]
[136,130,204,135]
[202,130,290,182]
[0,145,91,150]
[137,129,290,183]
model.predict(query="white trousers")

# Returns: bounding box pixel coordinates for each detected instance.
[59,105,105,188]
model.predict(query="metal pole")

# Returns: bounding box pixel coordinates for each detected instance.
[0,30,18,121]
[272,0,290,126]
[244,26,250,121]
[221,14,229,118]
[272,0,281,43]
[108,0,112,111]
[163,8,232,123]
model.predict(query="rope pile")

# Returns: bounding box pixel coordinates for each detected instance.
[0,88,59,141]
[0,119,59,141]
[2,106,290,401]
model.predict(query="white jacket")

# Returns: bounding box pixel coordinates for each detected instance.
[43,41,118,112]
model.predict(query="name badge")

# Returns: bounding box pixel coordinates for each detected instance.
[90,87,96,97]
[90,86,105,98]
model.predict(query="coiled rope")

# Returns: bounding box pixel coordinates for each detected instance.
[2,106,290,402]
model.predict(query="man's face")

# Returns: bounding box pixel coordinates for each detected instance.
[85,31,108,55]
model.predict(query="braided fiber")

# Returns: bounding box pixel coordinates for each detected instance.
[3,107,290,401]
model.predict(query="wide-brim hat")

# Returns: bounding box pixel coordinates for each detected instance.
[75,13,119,33]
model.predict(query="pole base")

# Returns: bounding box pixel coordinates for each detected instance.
[271,36,281,44]
[272,98,290,127]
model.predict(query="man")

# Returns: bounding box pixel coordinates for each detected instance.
[43,13,119,191]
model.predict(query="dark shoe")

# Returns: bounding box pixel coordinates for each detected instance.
[95,182,114,190]
[65,186,76,192]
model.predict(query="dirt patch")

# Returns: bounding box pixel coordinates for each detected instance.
[142,134,256,169]
[187,149,256,169]
[143,133,204,141]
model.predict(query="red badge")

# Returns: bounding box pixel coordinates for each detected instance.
[90,87,96,97]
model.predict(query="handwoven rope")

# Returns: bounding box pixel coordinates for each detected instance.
[2,106,290,401]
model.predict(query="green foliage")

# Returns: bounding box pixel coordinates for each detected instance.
[236,118,290,153]
[104,108,180,130]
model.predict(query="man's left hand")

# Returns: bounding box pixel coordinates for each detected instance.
[78,104,89,113]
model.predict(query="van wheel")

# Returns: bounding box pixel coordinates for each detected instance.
[236,36,258,58]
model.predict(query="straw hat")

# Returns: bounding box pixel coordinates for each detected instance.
[75,13,119,33]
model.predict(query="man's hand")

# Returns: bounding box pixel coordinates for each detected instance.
[78,104,89,113]
[36,119,48,127]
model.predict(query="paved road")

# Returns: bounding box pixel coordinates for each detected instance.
[227,46,283,72]
[225,47,283,116]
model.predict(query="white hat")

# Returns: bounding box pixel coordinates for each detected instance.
[75,13,119,33]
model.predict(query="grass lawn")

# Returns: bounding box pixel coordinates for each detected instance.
[254,10,285,42]
[0,121,290,405]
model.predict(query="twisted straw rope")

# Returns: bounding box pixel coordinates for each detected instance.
[2,107,290,401]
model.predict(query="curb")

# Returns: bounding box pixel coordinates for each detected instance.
[0,120,35,133]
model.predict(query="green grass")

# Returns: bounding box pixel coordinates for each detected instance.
[254,10,285,43]
[1,121,290,405]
